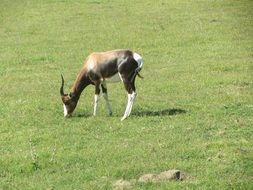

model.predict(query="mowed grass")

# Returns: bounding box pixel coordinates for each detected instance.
[0,0,252,189]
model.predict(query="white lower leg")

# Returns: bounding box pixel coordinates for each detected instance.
[121,92,136,121]
[93,94,99,116]
[103,93,112,116]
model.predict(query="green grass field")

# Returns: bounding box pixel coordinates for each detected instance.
[0,0,252,189]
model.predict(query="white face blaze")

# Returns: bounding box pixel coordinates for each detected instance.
[63,104,68,117]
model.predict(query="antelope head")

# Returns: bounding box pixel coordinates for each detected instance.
[60,75,78,117]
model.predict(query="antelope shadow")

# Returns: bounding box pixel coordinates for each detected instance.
[132,108,187,117]
[76,113,91,118]
[75,108,186,118]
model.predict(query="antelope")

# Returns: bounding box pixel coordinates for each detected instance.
[60,49,144,121]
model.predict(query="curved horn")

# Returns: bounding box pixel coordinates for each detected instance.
[60,74,66,96]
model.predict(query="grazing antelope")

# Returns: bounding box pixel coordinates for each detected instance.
[60,49,144,121]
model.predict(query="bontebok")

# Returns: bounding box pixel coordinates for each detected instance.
[60,49,144,121]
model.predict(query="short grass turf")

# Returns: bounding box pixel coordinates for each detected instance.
[0,0,252,189]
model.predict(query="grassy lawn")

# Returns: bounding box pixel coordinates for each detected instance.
[0,0,252,189]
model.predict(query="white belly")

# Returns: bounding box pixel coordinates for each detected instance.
[104,73,122,83]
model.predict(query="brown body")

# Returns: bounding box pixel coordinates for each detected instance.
[60,49,143,120]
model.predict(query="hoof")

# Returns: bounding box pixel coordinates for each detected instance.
[121,116,127,121]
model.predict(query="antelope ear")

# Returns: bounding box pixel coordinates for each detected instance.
[69,92,77,100]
